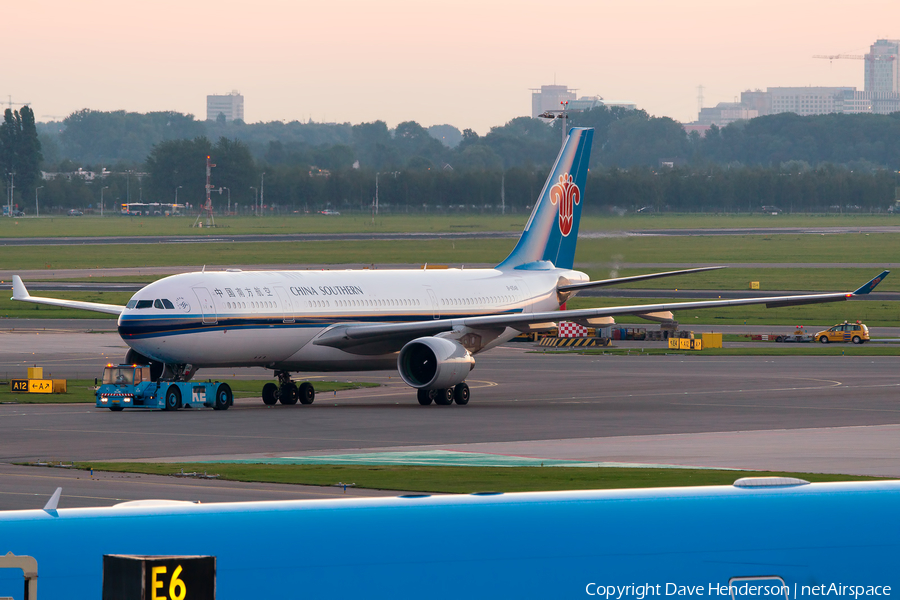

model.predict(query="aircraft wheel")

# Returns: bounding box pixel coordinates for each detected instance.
[417,389,433,405]
[280,382,298,405]
[262,382,278,406]
[298,382,315,404]
[453,382,470,405]
[819,336,829,344]
[164,385,182,411]
[432,388,453,406]
[775,336,784,343]
[214,383,232,410]
[109,406,124,412]
[852,336,862,344]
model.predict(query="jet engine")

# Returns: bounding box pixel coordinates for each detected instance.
[397,337,474,390]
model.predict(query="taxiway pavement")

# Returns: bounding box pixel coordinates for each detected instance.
[1,325,898,509]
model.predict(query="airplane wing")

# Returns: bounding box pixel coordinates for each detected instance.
[557,266,726,292]
[11,276,125,316]
[314,270,889,353]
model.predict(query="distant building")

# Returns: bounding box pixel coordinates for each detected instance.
[698,102,758,126]
[531,85,576,118]
[685,38,900,133]
[207,91,244,122]
[739,86,900,117]
[865,39,900,93]
[764,87,853,117]
[531,86,637,118]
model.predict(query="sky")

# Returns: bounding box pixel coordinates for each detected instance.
[5,0,899,134]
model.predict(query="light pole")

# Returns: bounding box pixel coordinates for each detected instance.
[7,171,14,217]
[174,185,182,206]
[259,173,265,216]
[35,186,43,217]
[374,172,399,220]
[250,187,257,216]
[100,186,109,217]
[220,187,230,214]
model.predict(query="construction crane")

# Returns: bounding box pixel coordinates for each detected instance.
[813,54,897,91]
[813,54,896,64]
[2,95,31,110]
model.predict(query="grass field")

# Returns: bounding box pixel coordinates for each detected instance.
[0,379,378,404]
[565,296,899,326]
[69,462,884,494]
[20,267,900,293]
[2,234,899,273]
[3,213,899,238]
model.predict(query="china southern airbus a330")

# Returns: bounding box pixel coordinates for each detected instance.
[11,128,888,408]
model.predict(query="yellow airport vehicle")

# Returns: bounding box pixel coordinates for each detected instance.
[814,321,870,344]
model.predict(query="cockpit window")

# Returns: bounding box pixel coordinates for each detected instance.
[126,300,138,309]
[154,299,165,309]
[135,300,153,309]
[161,299,175,309]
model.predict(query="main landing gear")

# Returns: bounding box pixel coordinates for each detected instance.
[262,371,316,407]
[416,382,469,406]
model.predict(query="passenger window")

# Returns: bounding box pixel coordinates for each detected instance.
[136,300,153,309]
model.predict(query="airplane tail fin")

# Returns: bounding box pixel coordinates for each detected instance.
[496,127,593,271]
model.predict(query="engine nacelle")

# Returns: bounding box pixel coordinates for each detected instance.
[397,337,474,390]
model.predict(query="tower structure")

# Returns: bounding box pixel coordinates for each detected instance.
[193,156,216,228]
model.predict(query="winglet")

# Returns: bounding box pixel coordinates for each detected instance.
[43,487,62,512]
[12,275,30,300]
[852,270,889,295]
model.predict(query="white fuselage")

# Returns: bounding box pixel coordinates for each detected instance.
[118,266,588,372]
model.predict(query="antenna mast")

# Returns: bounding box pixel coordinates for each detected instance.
[193,155,217,228]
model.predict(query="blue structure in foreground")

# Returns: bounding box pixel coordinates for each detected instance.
[0,480,897,598]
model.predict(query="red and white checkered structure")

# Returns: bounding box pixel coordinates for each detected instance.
[557,321,589,338]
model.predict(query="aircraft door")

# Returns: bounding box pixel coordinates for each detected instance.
[425,287,440,319]
[274,286,295,323]
[515,278,532,313]
[0,552,37,600]
[192,287,217,325]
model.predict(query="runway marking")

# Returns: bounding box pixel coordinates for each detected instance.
[674,402,900,413]
[210,450,720,469]
[483,378,900,405]
[15,428,438,447]
[0,470,385,499]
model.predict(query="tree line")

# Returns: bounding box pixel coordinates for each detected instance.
[1,107,43,210]
[21,105,900,214]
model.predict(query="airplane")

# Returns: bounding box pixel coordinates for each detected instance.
[1,479,898,598]
[10,127,890,408]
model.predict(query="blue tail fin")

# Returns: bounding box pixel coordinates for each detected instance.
[496,127,593,271]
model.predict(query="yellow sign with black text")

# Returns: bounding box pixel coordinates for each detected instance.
[28,379,53,394]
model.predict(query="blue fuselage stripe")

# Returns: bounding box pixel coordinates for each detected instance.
[118,310,523,339]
